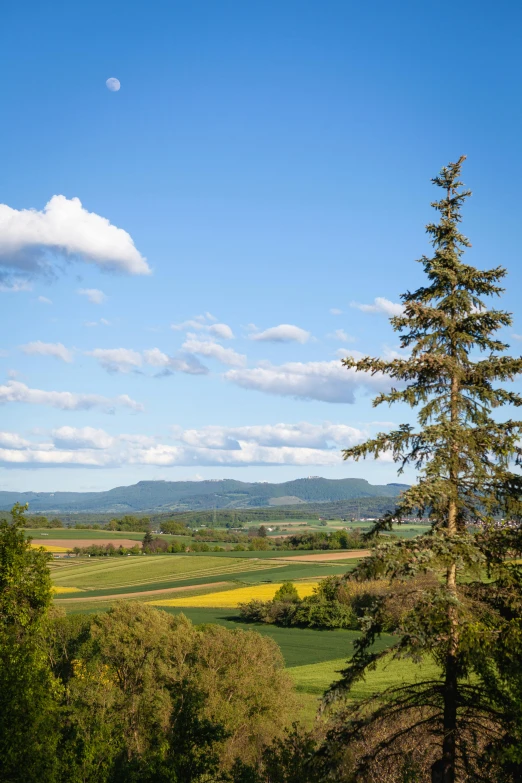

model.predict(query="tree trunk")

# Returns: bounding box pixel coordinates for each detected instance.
[437,365,460,783]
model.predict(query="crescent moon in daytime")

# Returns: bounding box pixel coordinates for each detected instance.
[106,77,121,92]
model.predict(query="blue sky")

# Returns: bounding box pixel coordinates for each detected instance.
[1,0,522,492]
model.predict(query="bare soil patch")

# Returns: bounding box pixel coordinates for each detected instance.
[274,550,370,562]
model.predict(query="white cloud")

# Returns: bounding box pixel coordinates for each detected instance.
[167,355,209,375]
[182,336,246,367]
[142,348,208,375]
[86,347,142,373]
[381,344,410,360]
[512,334,522,341]
[0,380,143,412]
[77,288,107,305]
[0,419,381,469]
[178,422,365,450]
[142,347,209,375]
[171,314,232,339]
[327,329,355,343]
[37,295,53,305]
[329,308,342,315]
[142,347,169,367]
[52,426,114,450]
[0,195,150,279]
[20,341,74,363]
[85,346,209,376]
[225,359,392,403]
[209,323,234,339]
[350,297,404,317]
[0,431,31,449]
[250,324,311,344]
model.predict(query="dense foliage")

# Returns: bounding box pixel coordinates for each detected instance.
[0,506,298,783]
[238,578,372,630]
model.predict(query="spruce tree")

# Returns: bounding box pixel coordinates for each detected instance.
[328,158,522,782]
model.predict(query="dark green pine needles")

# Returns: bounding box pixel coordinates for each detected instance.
[326,158,522,783]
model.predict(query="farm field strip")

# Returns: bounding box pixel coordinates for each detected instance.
[51,562,356,599]
[51,556,288,591]
[274,550,369,562]
[148,581,320,608]
[54,581,237,603]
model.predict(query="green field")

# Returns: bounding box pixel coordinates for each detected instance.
[288,653,439,723]
[50,549,359,598]
[53,562,356,599]
[50,554,287,591]
[161,608,393,666]
[289,654,439,697]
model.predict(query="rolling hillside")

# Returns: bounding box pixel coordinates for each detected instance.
[0,477,409,514]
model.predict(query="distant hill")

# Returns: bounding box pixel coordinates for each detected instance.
[0,477,409,514]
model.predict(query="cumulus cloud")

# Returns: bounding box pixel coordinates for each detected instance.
[178,422,365,451]
[350,297,404,317]
[0,196,150,281]
[142,347,209,376]
[225,359,392,403]
[208,323,234,339]
[77,288,106,305]
[171,314,234,340]
[37,295,52,304]
[0,420,369,469]
[86,347,142,373]
[250,324,311,344]
[182,336,246,367]
[0,431,31,449]
[85,346,209,376]
[0,380,143,413]
[20,341,74,363]
[52,426,114,449]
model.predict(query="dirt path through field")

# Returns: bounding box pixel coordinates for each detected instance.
[54,581,231,602]
[274,550,371,562]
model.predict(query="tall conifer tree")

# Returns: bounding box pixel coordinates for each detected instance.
[329,158,522,782]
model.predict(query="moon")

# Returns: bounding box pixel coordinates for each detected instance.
[106,77,121,92]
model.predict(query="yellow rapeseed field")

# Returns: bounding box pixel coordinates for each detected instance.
[148,581,319,608]
[32,544,70,552]
[52,586,83,594]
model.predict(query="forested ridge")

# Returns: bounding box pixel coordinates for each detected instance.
[0,477,408,514]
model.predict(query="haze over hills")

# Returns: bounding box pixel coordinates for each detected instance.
[0,477,409,514]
